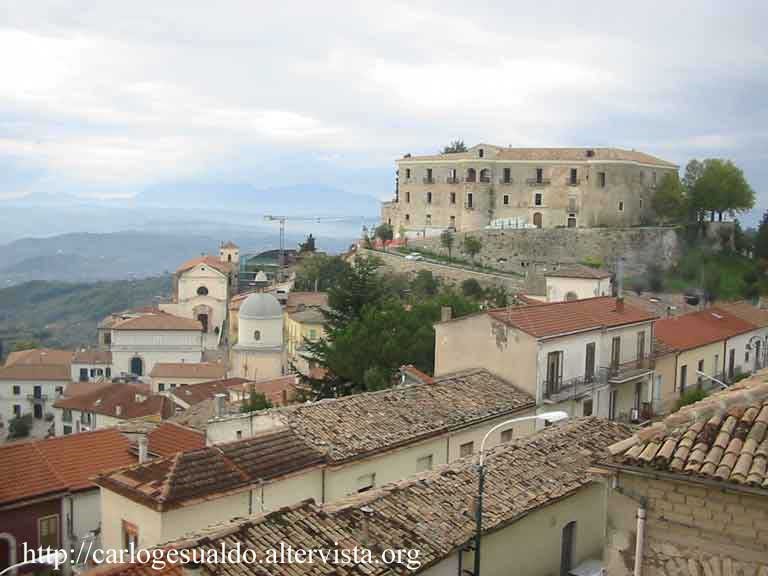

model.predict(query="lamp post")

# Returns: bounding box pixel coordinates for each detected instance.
[696,370,728,390]
[472,411,569,576]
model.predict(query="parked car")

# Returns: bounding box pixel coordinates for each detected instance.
[405,252,423,261]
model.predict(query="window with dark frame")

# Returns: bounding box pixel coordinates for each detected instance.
[598,171,606,187]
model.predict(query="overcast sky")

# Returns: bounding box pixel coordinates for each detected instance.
[0,1,766,221]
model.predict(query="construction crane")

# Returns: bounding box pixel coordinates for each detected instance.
[263,214,370,280]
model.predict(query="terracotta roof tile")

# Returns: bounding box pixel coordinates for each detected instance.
[171,377,249,406]
[4,348,73,367]
[0,428,135,505]
[604,372,768,492]
[72,349,112,364]
[96,428,324,510]
[147,422,206,457]
[176,255,233,275]
[54,382,173,420]
[228,375,299,406]
[487,296,655,339]
[149,362,226,379]
[98,418,633,576]
[716,300,768,329]
[249,369,534,462]
[0,363,71,381]
[654,307,757,352]
[112,312,202,332]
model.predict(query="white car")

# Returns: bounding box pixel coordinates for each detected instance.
[405,252,423,261]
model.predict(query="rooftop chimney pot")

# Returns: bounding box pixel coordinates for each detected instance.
[137,434,148,463]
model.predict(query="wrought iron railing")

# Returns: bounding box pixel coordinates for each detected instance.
[542,370,607,402]
[602,354,655,382]
[526,178,551,186]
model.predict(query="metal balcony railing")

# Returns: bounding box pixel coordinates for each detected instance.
[602,354,655,383]
[542,371,607,402]
[422,177,435,184]
[446,176,460,184]
[526,178,551,186]
[499,178,513,185]
[27,393,49,403]
[567,178,581,186]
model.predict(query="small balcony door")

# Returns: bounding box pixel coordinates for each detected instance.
[611,336,621,371]
[636,331,646,367]
[546,351,563,395]
[585,343,596,382]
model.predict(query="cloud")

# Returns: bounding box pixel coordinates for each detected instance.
[0,0,766,209]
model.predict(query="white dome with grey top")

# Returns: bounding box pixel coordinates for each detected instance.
[238,293,283,320]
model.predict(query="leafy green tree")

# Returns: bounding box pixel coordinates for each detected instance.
[12,340,39,352]
[294,254,349,291]
[440,229,455,261]
[461,278,484,300]
[688,159,754,222]
[442,139,467,153]
[485,285,509,308]
[240,390,273,413]
[321,255,385,332]
[652,173,686,224]
[8,414,32,439]
[462,235,482,262]
[374,223,394,247]
[754,211,768,261]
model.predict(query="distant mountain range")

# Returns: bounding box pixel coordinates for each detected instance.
[0,180,381,284]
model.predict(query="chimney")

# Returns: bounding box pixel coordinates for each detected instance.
[214,393,226,418]
[616,258,624,299]
[616,297,624,313]
[441,306,452,322]
[137,434,148,464]
[359,505,374,547]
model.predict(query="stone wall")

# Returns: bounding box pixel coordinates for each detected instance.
[409,226,681,277]
[357,248,527,292]
[607,472,768,576]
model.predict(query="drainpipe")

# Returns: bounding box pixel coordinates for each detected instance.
[634,506,646,576]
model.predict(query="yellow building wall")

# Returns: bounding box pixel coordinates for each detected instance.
[100,488,163,551]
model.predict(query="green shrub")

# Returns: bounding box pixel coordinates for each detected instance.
[8,413,33,439]
[676,387,707,409]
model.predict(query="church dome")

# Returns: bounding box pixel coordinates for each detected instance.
[239,293,282,320]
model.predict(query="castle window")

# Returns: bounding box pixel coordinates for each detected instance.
[426,191,432,204]
[479,168,490,183]
[536,168,543,184]
[450,192,456,204]
[466,168,477,183]
[426,214,432,225]
[598,172,606,188]
[405,168,411,179]
[503,167,511,183]
[197,286,209,296]
[405,214,410,223]
[406,191,411,203]
[254,330,261,341]
[503,194,509,206]
[618,201,624,212]
[534,193,543,206]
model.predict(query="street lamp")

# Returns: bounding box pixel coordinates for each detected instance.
[696,370,728,390]
[473,411,569,576]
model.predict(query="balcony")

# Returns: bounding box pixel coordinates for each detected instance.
[27,393,49,403]
[542,371,607,403]
[446,176,460,184]
[603,354,655,384]
[499,178,513,185]
[567,178,581,186]
[526,178,551,187]
[464,202,475,211]
[422,177,435,184]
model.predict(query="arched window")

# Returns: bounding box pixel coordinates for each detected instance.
[130,356,143,377]
[254,330,261,341]
[479,168,490,183]
[197,313,209,332]
[533,212,543,228]
[466,168,477,183]
[197,286,209,296]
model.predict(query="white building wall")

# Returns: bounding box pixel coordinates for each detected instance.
[546,276,612,302]
[725,328,768,378]
[110,329,203,377]
[0,379,67,425]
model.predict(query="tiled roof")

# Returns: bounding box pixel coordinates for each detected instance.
[487,296,656,339]
[101,419,632,576]
[398,146,676,167]
[149,362,226,379]
[172,377,249,406]
[400,364,435,385]
[287,307,325,323]
[544,264,612,279]
[95,428,325,510]
[176,255,233,275]
[147,422,206,457]
[228,375,299,406]
[716,300,768,329]
[54,382,174,420]
[0,428,135,505]
[72,349,112,364]
[285,291,329,312]
[111,311,202,332]
[254,369,534,462]
[604,373,768,492]
[4,348,73,367]
[62,380,113,398]
[654,307,756,352]
[0,363,71,381]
